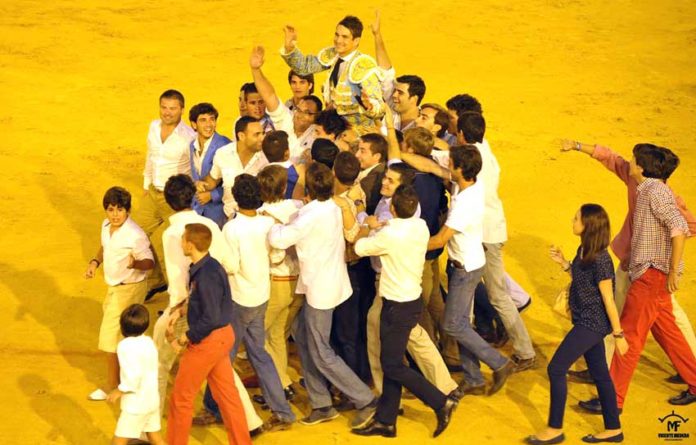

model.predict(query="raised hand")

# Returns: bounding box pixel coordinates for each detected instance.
[250,45,265,69]
[560,139,577,152]
[370,10,381,35]
[283,25,298,52]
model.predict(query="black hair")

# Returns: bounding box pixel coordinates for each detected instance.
[446,94,482,115]
[120,304,149,337]
[232,174,263,210]
[160,89,185,107]
[189,102,219,122]
[338,15,363,38]
[633,143,680,180]
[301,95,323,113]
[288,70,315,94]
[102,186,131,211]
[396,75,426,106]
[262,131,289,162]
[311,138,340,169]
[241,82,259,100]
[392,184,420,218]
[164,174,195,211]
[387,162,416,186]
[450,145,482,181]
[333,151,361,185]
[360,133,388,163]
[306,162,334,201]
[235,116,260,142]
[457,111,486,143]
[315,109,348,137]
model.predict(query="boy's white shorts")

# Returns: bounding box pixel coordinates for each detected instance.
[115,409,160,439]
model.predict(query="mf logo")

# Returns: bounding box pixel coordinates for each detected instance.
[658,411,690,441]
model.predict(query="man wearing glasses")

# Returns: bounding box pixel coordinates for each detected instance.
[250,46,322,163]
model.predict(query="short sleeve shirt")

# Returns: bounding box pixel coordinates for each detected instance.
[568,247,615,335]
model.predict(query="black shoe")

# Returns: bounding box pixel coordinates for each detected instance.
[581,432,624,443]
[144,284,167,302]
[249,426,264,438]
[352,419,396,438]
[666,373,685,384]
[445,362,463,373]
[451,381,485,400]
[284,385,296,401]
[578,398,622,415]
[253,385,296,406]
[524,433,565,445]
[668,390,696,405]
[489,360,514,396]
[433,397,458,437]
[518,298,532,313]
[568,369,595,384]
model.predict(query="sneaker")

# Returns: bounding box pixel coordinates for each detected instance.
[262,413,293,432]
[351,399,378,429]
[512,355,537,373]
[192,409,222,426]
[88,388,107,401]
[299,407,340,426]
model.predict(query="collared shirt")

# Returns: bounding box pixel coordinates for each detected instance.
[223,213,278,307]
[192,136,213,174]
[210,141,269,217]
[475,139,507,243]
[357,162,380,182]
[117,335,159,414]
[143,119,195,190]
[162,210,233,308]
[267,96,316,161]
[337,188,363,263]
[101,217,153,287]
[629,178,689,281]
[187,254,232,344]
[592,144,696,270]
[355,217,429,302]
[431,149,450,170]
[268,199,352,309]
[259,199,303,277]
[446,181,486,272]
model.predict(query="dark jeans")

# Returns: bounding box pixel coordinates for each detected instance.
[331,259,374,383]
[547,324,620,429]
[203,301,295,422]
[376,298,447,425]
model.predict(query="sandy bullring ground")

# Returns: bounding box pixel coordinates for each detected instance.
[1,0,695,443]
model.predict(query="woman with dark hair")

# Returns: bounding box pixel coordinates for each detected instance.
[525,204,628,444]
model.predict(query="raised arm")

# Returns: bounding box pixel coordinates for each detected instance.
[250,46,280,112]
[561,139,631,185]
[280,25,330,75]
[384,106,401,161]
[371,10,392,70]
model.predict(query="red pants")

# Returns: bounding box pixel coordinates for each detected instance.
[167,325,251,445]
[610,268,696,408]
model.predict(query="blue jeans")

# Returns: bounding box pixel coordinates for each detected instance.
[444,263,507,386]
[294,301,375,410]
[204,301,295,421]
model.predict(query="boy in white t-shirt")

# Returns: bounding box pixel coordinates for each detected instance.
[107,304,163,444]
[85,187,154,401]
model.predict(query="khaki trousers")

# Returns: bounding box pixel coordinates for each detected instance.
[264,277,297,388]
[134,185,175,288]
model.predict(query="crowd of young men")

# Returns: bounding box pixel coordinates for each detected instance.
[113,12,695,444]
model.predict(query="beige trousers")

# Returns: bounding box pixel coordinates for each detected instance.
[264,278,297,388]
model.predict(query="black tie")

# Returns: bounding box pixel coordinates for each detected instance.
[330,58,344,87]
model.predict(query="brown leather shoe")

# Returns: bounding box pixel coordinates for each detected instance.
[192,409,222,426]
[489,359,514,396]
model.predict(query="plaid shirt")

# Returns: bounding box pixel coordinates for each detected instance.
[629,178,689,281]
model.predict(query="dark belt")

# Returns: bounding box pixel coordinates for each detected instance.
[448,259,466,270]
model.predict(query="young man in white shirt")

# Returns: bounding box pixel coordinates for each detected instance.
[198,116,268,219]
[268,163,377,428]
[107,304,164,445]
[84,187,155,401]
[353,185,458,438]
[138,90,196,297]
[457,112,536,372]
[154,175,263,435]
[200,174,295,432]
[427,145,514,396]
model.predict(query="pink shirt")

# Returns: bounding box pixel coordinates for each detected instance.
[591,145,696,270]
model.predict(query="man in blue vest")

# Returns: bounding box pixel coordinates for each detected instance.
[189,103,230,228]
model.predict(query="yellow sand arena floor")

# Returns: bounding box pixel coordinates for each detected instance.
[1,0,695,443]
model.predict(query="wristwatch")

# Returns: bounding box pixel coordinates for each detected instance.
[612,331,624,339]
[354,199,364,207]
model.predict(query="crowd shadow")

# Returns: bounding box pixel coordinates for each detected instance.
[18,373,110,443]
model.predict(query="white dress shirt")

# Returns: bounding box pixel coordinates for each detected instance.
[143,120,195,190]
[117,335,159,414]
[355,217,429,302]
[101,217,154,287]
[192,136,212,174]
[266,96,316,161]
[268,199,352,310]
[259,200,304,277]
[162,210,232,308]
[446,181,486,272]
[210,141,269,217]
[475,139,507,243]
[222,213,277,307]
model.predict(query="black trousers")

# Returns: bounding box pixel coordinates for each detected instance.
[547,324,621,429]
[331,258,374,383]
[376,297,447,425]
